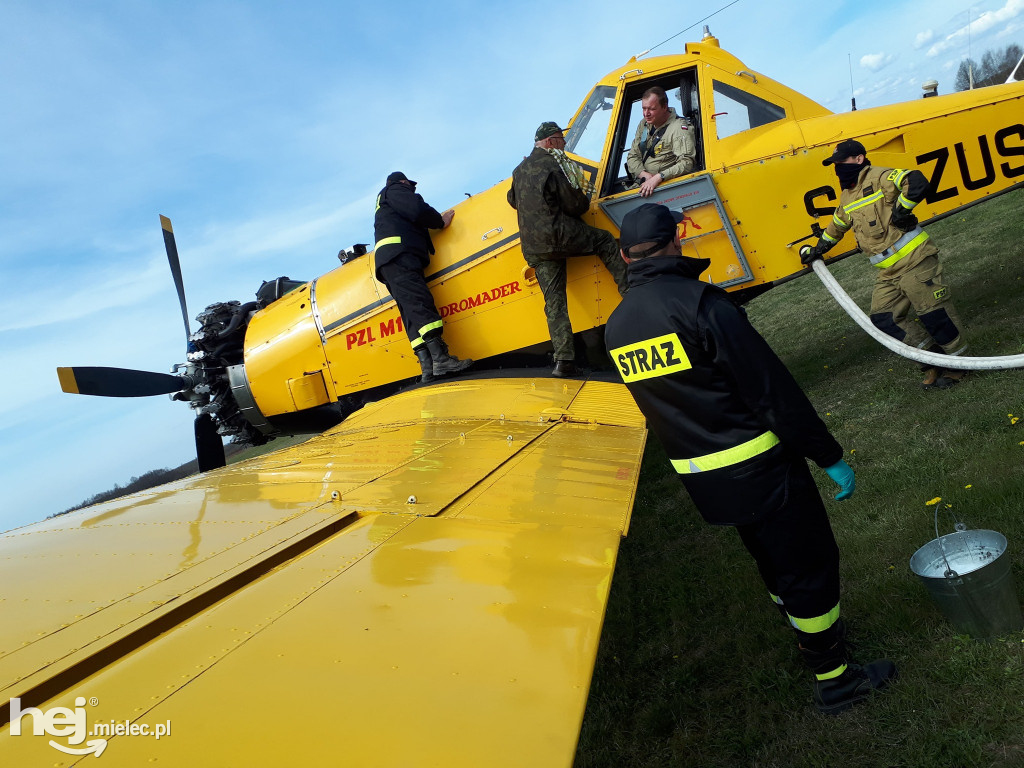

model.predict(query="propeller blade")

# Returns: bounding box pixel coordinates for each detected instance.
[195,413,226,472]
[57,366,190,397]
[160,215,193,345]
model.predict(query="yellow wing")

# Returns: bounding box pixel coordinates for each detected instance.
[1,375,645,766]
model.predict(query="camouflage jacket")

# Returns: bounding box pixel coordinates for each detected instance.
[507,147,594,256]
[625,108,696,182]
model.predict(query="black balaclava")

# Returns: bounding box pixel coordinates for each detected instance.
[835,160,867,190]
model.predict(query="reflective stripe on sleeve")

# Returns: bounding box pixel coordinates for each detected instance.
[889,169,910,187]
[670,431,780,474]
[374,236,402,251]
[870,227,929,268]
[898,192,917,209]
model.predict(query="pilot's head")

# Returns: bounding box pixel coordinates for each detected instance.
[641,87,670,128]
[534,121,566,150]
[619,203,683,261]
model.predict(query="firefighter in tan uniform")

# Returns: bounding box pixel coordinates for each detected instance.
[801,139,968,389]
[625,86,696,198]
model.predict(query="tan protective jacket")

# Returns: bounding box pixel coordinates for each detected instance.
[822,164,937,269]
[625,109,696,182]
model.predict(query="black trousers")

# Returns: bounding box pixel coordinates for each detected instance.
[377,252,443,348]
[734,459,842,651]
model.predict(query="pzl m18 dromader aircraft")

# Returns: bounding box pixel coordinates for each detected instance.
[4,29,1023,766]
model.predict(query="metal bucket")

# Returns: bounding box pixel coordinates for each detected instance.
[910,528,1024,639]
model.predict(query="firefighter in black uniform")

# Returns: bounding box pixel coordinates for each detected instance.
[374,171,472,382]
[605,203,896,715]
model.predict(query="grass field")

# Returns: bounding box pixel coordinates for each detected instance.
[574,188,1024,768]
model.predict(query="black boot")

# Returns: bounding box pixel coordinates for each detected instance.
[425,336,472,376]
[414,346,434,384]
[800,641,897,715]
[551,360,578,378]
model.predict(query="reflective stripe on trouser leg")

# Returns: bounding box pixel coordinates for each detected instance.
[418,319,444,340]
[734,459,843,678]
[377,252,444,348]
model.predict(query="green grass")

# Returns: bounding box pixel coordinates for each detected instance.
[575,188,1024,768]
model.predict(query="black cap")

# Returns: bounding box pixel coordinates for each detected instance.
[822,139,868,166]
[619,204,684,256]
[387,171,416,185]
[535,121,564,141]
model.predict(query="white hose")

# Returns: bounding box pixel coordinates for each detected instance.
[810,259,1024,370]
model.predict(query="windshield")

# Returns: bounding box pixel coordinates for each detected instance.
[564,85,616,162]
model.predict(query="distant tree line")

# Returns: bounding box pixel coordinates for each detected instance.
[52,465,199,517]
[955,43,1023,90]
[51,442,247,518]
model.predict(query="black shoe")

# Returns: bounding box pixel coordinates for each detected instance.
[414,347,434,384]
[931,370,966,389]
[813,660,898,715]
[425,336,472,376]
[551,360,578,378]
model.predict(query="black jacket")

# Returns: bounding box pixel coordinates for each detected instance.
[373,180,446,280]
[605,256,843,525]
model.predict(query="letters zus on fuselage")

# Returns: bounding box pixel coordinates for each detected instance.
[345,280,522,350]
[802,122,1024,217]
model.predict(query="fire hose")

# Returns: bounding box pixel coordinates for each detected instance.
[810,259,1024,370]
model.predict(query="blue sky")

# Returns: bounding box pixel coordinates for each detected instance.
[2,0,1022,532]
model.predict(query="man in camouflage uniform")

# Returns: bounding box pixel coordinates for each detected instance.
[801,139,968,389]
[625,86,696,198]
[507,122,629,377]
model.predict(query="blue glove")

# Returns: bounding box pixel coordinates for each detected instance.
[824,460,855,501]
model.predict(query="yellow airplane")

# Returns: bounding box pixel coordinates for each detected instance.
[3,29,1021,766]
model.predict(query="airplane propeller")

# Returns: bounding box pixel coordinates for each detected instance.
[56,216,228,473]
[56,366,196,398]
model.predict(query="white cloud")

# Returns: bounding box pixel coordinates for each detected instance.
[915,30,935,48]
[861,52,896,71]
[928,0,1024,56]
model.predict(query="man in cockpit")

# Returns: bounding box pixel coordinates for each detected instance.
[625,86,696,197]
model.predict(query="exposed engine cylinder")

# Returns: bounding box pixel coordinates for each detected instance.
[177,299,265,445]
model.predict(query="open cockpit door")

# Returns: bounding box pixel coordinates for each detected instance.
[599,174,754,290]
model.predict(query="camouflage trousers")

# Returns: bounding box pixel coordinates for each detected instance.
[524,227,628,361]
[869,247,967,365]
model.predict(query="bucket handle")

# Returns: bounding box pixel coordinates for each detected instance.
[935,504,969,579]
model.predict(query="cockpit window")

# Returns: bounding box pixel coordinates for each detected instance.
[564,85,617,162]
[711,80,786,140]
